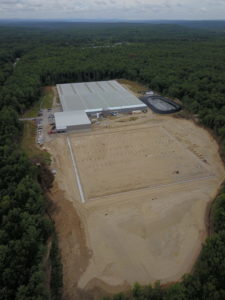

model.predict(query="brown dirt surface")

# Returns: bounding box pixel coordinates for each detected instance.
[71,125,212,200]
[46,105,225,300]
[48,184,92,300]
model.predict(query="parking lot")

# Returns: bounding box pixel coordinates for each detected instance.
[36,106,61,145]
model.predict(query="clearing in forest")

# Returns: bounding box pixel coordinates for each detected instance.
[47,95,225,300]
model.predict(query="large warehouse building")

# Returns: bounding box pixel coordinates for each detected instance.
[55,80,147,131]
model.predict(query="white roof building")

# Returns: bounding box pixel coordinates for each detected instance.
[57,80,147,113]
[54,110,91,131]
[55,80,147,131]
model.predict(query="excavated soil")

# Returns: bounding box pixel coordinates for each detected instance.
[46,111,225,300]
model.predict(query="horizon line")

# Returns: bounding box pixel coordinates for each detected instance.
[0,18,225,22]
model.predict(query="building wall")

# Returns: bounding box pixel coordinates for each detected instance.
[115,106,148,114]
[67,123,91,132]
[86,105,147,117]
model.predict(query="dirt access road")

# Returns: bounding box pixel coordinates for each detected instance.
[46,110,225,300]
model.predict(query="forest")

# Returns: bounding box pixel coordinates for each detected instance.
[0,22,225,299]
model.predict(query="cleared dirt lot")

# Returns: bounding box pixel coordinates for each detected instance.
[71,125,212,200]
[46,112,225,299]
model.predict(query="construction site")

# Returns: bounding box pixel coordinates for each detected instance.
[42,80,225,299]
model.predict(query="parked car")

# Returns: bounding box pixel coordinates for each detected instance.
[111,112,118,116]
[48,129,57,134]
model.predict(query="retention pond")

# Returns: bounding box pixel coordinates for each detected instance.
[140,96,181,114]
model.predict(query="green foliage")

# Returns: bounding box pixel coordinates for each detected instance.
[0,42,53,298]
[213,192,225,232]
[0,107,21,145]
[113,293,127,300]
[131,282,164,300]
[15,268,50,300]
[50,235,63,300]
[22,87,53,118]
[20,121,51,165]
[165,283,187,300]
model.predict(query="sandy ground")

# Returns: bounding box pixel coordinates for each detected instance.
[46,111,225,300]
[70,125,212,200]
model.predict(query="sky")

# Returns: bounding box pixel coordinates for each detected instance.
[0,0,225,20]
